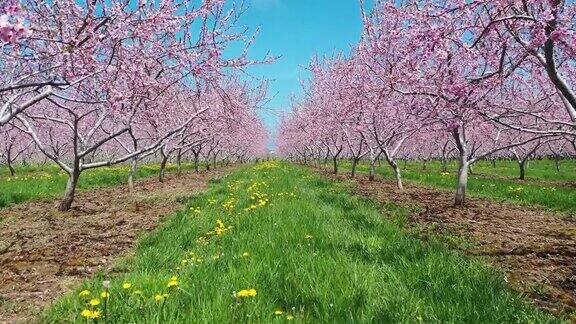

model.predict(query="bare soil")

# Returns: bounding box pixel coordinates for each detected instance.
[0,169,230,323]
[324,170,576,316]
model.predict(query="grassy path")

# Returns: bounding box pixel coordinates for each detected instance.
[0,170,227,323]
[44,161,555,323]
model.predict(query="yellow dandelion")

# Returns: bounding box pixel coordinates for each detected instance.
[80,309,101,319]
[274,309,284,315]
[236,289,257,298]
[122,282,132,289]
[100,291,110,299]
[78,290,90,298]
[154,293,165,302]
[286,315,295,320]
[89,298,100,306]
[305,234,313,239]
[242,252,249,257]
[90,310,101,319]
[80,309,92,318]
[167,280,179,288]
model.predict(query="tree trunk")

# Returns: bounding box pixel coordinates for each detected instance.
[176,149,182,176]
[369,159,376,181]
[59,167,80,211]
[491,158,496,168]
[7,159,15,176]
[453,129,468,207]
[519,160,527,180]
[392,162,403,190]
[332,156,338,174]
[6,148,15,176]
[159,151,168,183]
[441,158,448,172]
[351,158,359,178]
[193,151,200,172]
[454,157,468,206]
[555,154,560,172]
[128,157,138,193]
[422,159,427,170]
[383,150,403,190]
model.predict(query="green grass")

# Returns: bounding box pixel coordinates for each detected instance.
[42,161,557,323]
[422,158,575,182]
[338,159,576,214]
[0,163,197,209]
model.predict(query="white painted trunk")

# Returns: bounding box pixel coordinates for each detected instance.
[128,157,138,193]
[383,150,403,190]
[454,157,468,206]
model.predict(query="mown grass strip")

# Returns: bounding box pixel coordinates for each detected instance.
[43,161,557,323]
[0,163,198,209]
[338,159,576,214]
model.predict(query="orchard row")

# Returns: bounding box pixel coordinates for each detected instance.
[0,1,272,210]
[278,0,576,205]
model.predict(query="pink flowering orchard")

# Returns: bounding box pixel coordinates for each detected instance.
[2,0,575,209]
[1,0,273,210]
[2,2,576,323]
[278,0,575,206]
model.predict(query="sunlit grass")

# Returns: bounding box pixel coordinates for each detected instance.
[338,159,576,214]
[0,163,198,209]
[42,161,557,323]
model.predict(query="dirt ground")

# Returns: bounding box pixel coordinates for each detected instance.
[0,169,229,323]
[323,170,576,316]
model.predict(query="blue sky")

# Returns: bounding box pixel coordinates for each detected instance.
[236,0,372,144]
